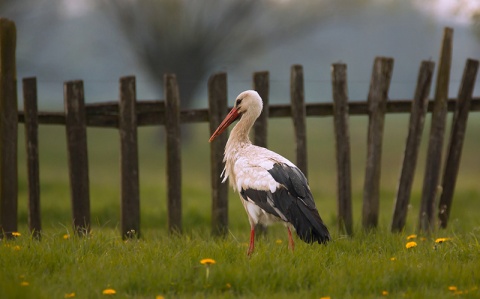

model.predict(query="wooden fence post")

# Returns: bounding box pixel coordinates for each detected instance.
[253,71,269,148]
[290,65,308,177]
[391,61,435,232]
[119,76,140,238]
[438,58,479,228]
[362,57,394,229]
[418,27,453,233]
[208,73,229,237]
[0,18,18,239]
[252,71,270,236]
[331,63,353,235]
[165,74,182,233]
[23,77,41,239]
[64,80,90,236]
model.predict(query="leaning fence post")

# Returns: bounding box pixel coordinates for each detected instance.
[290,65,308,177]
[362,57,394,229]
[208,73,229,237]
[391,61,435,233]
[418,27,453,233]
[23,77,42,239]
[253,71,269,148]
[64,80,90,236]
[331,63,353,235]
[164,74,182,233]
[119,76,140,238]
[0,18,18,239]
[438,58,479,229]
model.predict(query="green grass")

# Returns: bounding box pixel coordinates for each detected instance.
[2,113,480,298]
[2,228,479,298]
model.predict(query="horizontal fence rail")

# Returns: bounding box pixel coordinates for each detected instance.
[16,97,480,127]
[1,19,479,239]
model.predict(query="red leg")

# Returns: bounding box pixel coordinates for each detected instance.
[287,227,295,252]
[247,228,255,256]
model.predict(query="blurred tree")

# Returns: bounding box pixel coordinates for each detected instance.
[102,0,341,108]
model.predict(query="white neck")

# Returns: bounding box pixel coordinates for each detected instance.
[226,111,257,149]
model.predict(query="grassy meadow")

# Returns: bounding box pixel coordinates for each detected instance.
[1,113,480,298]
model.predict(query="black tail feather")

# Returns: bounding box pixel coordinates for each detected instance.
[295,203,330,244]
[271,187,330,244]
[266,163,331,244]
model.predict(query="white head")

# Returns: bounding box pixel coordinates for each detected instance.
[209,90,263,142]
[233,90,263,119]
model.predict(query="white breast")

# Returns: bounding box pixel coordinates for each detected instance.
[223,143,295,193]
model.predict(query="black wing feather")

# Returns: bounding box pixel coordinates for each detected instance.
[240,189,282,219]
[241,163,330,244]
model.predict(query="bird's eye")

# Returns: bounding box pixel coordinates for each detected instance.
[236,98,243,106]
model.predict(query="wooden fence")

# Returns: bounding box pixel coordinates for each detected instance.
[1,19,479,239]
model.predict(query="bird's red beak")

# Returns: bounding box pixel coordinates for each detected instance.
[209,108,240,142]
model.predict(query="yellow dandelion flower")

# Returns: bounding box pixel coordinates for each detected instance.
[155,296,164,299]
[448,286,458,291]
[20,281,29,287]
[435,238,451,243]
[320,296,331,299]
[200,258,216,265]
[200,258,216,280]
[382,290,389,296]
[276,239,283,244]
[226,283,232,289]
[390,257,397,261]
[12,232,21,237]
[102,288,116,295]
[63,234,70,240]
[406,241,417,249]
[64,292,76,298]
[13,245,21,251]
[406,234,417,240]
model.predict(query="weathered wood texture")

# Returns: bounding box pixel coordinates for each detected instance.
[165,74,182,233]
[253,71,269,148]
[23,77,42,239]
[391,61,435,232]
[64,80,90,236]
[119,76,140,238]
[438,58,479,228]
[290,65,308,177]
[0,18,18,239]
[419,27,453,233]
[362,57,394,229]
[15,98,480,127]
[208,73,229,237]
[331,63,353,235]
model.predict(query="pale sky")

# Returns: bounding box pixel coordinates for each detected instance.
[60,0,480,26]
[412,0,479,25]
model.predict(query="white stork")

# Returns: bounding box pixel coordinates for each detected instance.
[209,90,330,256]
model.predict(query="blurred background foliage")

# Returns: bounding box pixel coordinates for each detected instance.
[1,0,479,109]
